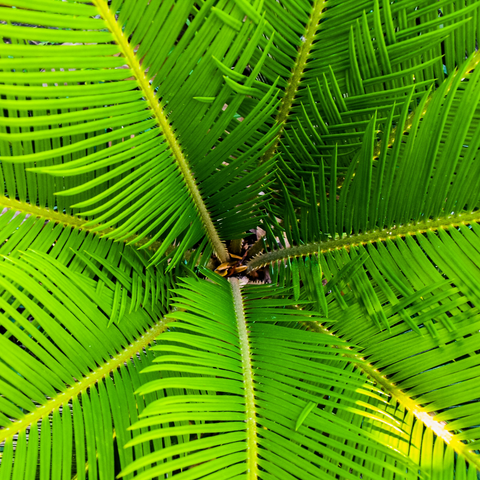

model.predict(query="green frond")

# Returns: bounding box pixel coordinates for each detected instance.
[298,337,480,480]
[313,222,480,469]
[245,30,480,471]
[253,56,480,268]
[0,204,176,478]
[254,0,480,172]
[372,399,480,480]
[0,244,171,478]
[0,207,173,317]
[120,274,415,479]
[0,0,280,266]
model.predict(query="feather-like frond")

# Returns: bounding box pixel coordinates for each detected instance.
[0,244,171,479]
[0,1,280,265]
[121,274,415,479]
[249,40,480,471]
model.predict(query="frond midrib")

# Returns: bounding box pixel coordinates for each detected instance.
[230,278,258,478]
[305,322,480,470]
[0,319,169,444]
[0,196,162,251]
[92,0,228,262]
[247,210,480,271]
[260,0,326,164]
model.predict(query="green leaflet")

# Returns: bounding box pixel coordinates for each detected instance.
[295,401,317,431]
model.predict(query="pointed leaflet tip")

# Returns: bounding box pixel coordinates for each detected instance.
[295,401,317,431]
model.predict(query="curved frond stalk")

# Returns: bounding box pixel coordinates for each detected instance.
[229,277,258,478]
[0,319,168,445]
[0,245,173,478]
[247,210,480,272]
[261,1,480,174]
[0,196,92,230]
[260,0,326,164]
[305,321,480,471]
[0,210,172,318]
[0,196,162,251]
[122,277,414,479]
[92,0,227,262]
[290,219,480,472]
[260,59,480,273]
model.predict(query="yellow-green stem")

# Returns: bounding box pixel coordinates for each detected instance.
[0,196,161,251]
[93,0,228,263]
[0,320,169,444]
[305,322,480,470]
[229,278,258,478]
[247,211,480,271]
[261,0,326,164]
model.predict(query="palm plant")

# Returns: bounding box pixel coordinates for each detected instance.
[1,0,480,478]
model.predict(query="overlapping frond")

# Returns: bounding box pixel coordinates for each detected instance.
[121,274,415,479]
[251,56,480,269]
[0,0,280,266]
[0,206,176,478]
[371,400,480,480]
[0,346,168,480]
[248,37,480,472]
[302,343,480,479]
[0,207,173,315]
[317,223,480,471]
[248,0,480,169]
[256,0,480,92]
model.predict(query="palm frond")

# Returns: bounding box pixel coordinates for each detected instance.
[0,1,279,266]
[121,274,415,479]
[0,207,172,316]
[0,245,172,479]
[248,48,480,470]
[317,224,480,470]
[248,0,480,170]
[251,55,480,269]
[303,328,480,479]
[0,201,178,478]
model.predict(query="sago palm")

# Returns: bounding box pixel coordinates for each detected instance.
[0,0,479,478]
